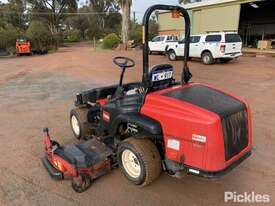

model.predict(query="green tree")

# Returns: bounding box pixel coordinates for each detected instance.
[65,8,90,40]
[0,0,26,29]
[26,20,52,51]
[129,17,159,45]
[148,17,159,40]
[89,0,120,38]
[0,24,19,50]
[65,1,121,40]
[27,0,78,34]
[129,21,142,44]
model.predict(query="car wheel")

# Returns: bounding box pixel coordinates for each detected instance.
[168,50,177,61]
[202,52,214,65]
[70,108,90,140]
[117,138,162,186]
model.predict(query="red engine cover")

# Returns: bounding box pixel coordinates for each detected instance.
[141,83,252,172]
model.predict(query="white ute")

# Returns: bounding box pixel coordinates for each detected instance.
[148,35,178,54]
[166,32,243,64]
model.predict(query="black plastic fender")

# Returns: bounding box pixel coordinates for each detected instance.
[110,113,162,138]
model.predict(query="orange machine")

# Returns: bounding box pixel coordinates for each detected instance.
[16,38,31,56]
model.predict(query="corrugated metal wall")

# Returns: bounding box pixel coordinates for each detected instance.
[158,11,193,37]
[158,3,242,36]
[191,4,241,34]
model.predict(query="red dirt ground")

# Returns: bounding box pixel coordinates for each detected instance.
[0,43,274,206]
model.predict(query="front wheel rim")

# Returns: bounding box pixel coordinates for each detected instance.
[121,149,141,178]
[71,115,80,136]
[170,52,176,60]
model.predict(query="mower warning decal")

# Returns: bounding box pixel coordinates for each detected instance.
[167,139,180,151]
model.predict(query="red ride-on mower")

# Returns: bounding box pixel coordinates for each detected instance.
[43,4,252,190]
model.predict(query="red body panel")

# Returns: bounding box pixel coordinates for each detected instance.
[141,83,252,172]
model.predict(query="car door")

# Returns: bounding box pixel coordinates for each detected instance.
[190,36,201,57]
[176,36,200,57]
[204,34,222,57]
[157,36,166,52]
[149,36,160,51]
[149,36,165,52]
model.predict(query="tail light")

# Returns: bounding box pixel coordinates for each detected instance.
[220,44,226,53]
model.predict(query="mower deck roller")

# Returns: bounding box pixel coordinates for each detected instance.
[43,4,252,192]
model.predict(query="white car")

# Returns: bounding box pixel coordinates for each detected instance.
[149,35,178,54]
[166,32,243,64]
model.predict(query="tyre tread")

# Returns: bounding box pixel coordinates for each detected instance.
[124,138,162,186]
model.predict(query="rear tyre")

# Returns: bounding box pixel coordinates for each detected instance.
[202,51,214,65]
[220,58,232,64]
[70,108,90,140]
[168,50,177,61]
[117,138,162,186]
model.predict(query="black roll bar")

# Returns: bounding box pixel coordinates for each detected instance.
[142,4,192,85]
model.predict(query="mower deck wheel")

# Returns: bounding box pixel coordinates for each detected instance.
[70,108,90,140]
[72,174,92,193]
[117,138,162,186]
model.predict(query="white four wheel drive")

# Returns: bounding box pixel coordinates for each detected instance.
[166,32,243,64]
[148,35,179,54]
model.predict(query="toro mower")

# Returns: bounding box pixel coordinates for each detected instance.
[42,4,252,192]
[16,38,31,56]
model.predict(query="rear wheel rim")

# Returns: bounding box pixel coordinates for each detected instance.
[203,55,210,63]
[121,149,141,178]
[71,115,80,136]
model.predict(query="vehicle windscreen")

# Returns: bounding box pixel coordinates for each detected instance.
[225,34,242,43]
[167,36,178,41]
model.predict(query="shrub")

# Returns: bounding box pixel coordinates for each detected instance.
[0,24,19,50]
[102,33,120,49]
[26,20,52,51]
[66,29,81,42]
[52,32,64,48]
[130,22,142,44]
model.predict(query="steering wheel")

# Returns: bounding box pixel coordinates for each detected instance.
[113,56,135,69]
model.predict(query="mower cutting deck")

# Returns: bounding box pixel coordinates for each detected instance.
[42,128,116,192]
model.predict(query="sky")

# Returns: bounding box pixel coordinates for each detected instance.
[132,0,180,21]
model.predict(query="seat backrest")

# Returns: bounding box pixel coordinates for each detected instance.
[149,64,174,91]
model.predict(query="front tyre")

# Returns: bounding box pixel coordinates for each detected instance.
[168,50,177,61]
[70,108,89,140]
[117,138,162,186]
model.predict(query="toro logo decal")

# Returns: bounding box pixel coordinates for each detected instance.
[102,111,111,122]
